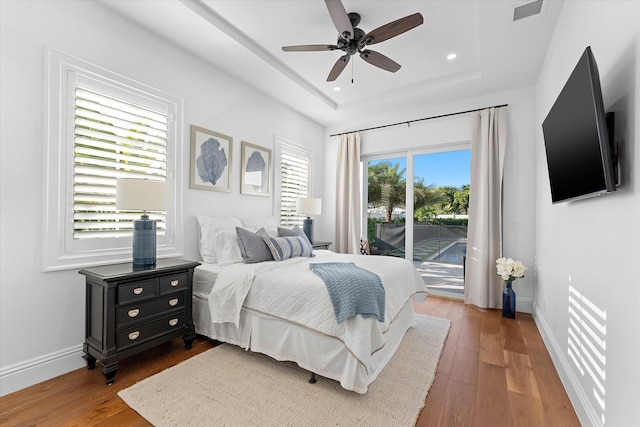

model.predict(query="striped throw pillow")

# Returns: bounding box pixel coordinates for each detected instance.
[263,236,313,261]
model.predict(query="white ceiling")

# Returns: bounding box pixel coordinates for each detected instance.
[99,0,562,128]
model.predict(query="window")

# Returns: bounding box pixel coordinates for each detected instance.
[275,138,312,226]
[73,87,167,239]
[44,50,183,271]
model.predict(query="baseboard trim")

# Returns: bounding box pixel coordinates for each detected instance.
[516,296,533,314]
[425,292,534,314]
[532,304,601,427]
[0,344,85,397]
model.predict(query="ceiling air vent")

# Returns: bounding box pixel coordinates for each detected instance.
[513,0,544,21]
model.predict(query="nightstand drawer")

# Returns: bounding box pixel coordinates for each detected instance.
[117,312,186,351]
[116,292,186,328]
[159,273,189,295]
[117,299,157,327]
[118,279,157,304]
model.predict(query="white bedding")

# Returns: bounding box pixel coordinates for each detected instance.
[193,215,430,393]
[205,250,427,374]
[192,263,221,299]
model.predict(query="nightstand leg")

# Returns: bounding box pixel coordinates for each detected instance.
[183,333,195,349]
[183,323,195,349]
[101,362,118,385]
[84,353,97,371]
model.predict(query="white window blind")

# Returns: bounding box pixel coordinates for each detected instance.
[73,87,167,239]
[279,151,310,226]
[44,49,183,271]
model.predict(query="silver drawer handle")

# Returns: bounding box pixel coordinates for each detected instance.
[170,280,179,287]
[168,298,179,307]
[133,287,144,295]
[128,331,140,340]
[128,309,140,318]
[169,318,179,327]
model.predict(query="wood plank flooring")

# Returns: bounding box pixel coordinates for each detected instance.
[0,297,579,426]
[414,297,580,426]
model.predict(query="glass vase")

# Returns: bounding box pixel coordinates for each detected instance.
[502,281,516,318]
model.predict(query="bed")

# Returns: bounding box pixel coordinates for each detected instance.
[192,215,428,394]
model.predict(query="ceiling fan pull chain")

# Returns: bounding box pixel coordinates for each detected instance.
[351,59,354,84]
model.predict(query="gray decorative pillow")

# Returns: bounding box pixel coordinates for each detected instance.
[236,227,273,263]
[278,226,313,248]
[263,235,313,261]
[278,225,311,244]
[277,226,300,237]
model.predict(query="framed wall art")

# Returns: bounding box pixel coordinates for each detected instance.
[240,141,271,196]
[190,125,232,192]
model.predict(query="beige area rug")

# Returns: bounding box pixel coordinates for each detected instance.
[118,314,450,426]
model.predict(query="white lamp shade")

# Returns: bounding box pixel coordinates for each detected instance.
[116,178,168,211]
[296,198,322,216]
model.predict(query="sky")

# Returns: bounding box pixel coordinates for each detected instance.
[370,149,471,189]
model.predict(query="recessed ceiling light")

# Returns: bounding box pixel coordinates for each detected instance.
[334,86,341,91]
[447,53,457,60]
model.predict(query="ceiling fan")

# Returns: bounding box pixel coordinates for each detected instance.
[282,0,424,82]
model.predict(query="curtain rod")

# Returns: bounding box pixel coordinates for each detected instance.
[329,104,508,137]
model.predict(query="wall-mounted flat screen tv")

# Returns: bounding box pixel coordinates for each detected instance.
[542,46,618,203]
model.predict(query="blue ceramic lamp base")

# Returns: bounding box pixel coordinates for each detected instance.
[132,215,157,266]
[302,217,314,244]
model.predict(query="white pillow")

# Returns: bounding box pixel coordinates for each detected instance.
[240,216,277,228]
[197,215,243,263]
[239,217,278,237]
[214,228,244,266]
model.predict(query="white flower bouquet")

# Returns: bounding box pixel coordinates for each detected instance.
[496,257,527,283]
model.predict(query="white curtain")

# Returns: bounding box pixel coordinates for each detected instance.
[335,132,361,254]
[465,107,508,308]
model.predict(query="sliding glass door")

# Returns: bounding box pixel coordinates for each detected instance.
[364,145,470,297]
[412,150,470,295]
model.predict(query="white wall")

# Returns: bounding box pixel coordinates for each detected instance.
[323,87,538,311]
[0,0,324,395]
[534,2,640,425]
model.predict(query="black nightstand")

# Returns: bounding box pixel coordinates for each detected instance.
[312,241,332,250]
[80,258,200,385]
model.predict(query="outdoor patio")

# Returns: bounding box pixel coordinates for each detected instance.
[374,236,466,296]
[414,260,464,295]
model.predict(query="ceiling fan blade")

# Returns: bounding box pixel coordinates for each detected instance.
[325,0,353,40]
[327,54,350,81]
[361,13,424,46]
[360,50,401,73]
[282,44,340,52]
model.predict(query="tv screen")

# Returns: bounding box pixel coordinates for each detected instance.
[542,46,617,203]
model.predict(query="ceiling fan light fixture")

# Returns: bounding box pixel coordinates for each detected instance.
[334,86,341,91]
[283,0,423,81]
[447,53,457,60]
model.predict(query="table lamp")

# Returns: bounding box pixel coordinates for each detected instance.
[296,198,322,244]
[116,178,167,266]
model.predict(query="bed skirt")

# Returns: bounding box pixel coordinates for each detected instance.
[192,295,416,394]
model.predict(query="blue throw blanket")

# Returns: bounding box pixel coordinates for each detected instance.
[309,262,385,324]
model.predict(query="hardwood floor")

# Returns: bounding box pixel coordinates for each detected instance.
[414,297,580,426]
[0,297,579,426]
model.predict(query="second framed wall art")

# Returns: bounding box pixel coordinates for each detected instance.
[240,141,271,196]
